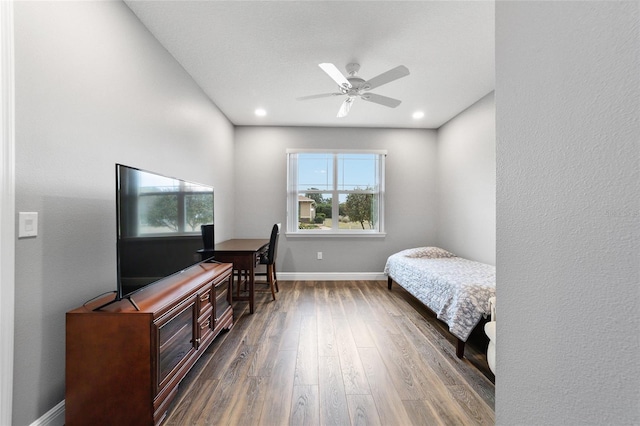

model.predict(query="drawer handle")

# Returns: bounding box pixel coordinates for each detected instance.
[201,319,211,329]
[200,293,210,302]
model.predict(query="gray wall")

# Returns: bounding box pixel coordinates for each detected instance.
[233,126,439,274]
[437,92,495,265]
[496,2,639,425]
[13,2,235,424]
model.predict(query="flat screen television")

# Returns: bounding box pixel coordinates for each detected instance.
[114,164,214,304]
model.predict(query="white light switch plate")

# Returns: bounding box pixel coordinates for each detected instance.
[18,212,38,238]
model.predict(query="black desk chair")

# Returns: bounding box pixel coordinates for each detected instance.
[197,224,215,261]
[255,223,280,300]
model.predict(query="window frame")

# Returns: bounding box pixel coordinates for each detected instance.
[286,149,386,237]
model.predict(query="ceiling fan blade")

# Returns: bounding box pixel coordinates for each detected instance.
[297,93,343,101]
[337,97,355,118]
[319,63,351,89]
[360,93,402,108]
[363,65,410,90]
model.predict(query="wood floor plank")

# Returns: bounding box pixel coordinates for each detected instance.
[163,378,220,426]
[290,385,320,426]
[296,281,317,314]
[357,346,414,426]
[225,376,268,426]
[360,280,404,317]
[295,314,319,386]
[326,281,346,318]
[336,280,358,314]
[421,390,480,426]
[395,312,496,408]
[345,285,378,349]
[446,384,495,426]
[385,320,462,399]
[196,344,258,425]
[365,318,426,401]
[317,309,338,357]
[280,280,303,314]
[347,284,372,316]
[196,305,263,380]
[346,394,382,426]
[278,308,302,352]
[348,314,376,349]
[314,281,331,311]
[402,399,445,426]
[258,349,297,425]
[392,314,460,386]
[333,316,371,395]
[317,356,350,426]
[249,311,287,377]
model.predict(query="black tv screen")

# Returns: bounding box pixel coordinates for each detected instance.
[116,164,214,301]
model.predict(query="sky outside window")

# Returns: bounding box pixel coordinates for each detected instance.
[297,153,333,191]
[298,153,377,190]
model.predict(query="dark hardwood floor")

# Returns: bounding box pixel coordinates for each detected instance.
[163,280,495,425]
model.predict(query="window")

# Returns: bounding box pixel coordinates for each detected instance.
[287,149,386,235]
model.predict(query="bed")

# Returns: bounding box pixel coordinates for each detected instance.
[384,247,496,358]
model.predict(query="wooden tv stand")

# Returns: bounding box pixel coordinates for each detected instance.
[65,261,233,426]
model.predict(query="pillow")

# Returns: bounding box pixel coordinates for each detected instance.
[403,247,457,259]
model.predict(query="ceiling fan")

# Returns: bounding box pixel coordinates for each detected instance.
[297,63,410,118]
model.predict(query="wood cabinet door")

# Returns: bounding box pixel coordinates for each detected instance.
[154,296,198,392]
[214,275,231,322]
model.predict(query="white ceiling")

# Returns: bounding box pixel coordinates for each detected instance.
[124,1,494,129]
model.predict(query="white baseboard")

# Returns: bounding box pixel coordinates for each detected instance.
[30,400,64,426]
[277,272,387,281]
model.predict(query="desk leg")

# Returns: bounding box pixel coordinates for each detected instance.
[249,263,255,314]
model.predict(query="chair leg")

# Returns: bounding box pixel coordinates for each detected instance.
[267,264,276,301]
[273,264,279,292]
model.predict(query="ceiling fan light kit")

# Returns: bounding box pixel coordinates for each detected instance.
[298,62,410,118]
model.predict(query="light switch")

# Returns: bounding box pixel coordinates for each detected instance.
[18,212,38,238]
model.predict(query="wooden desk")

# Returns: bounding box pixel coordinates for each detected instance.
[213,239,269,314]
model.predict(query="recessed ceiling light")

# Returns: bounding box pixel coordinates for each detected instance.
[412,111,425,119]
[254,108,267,117]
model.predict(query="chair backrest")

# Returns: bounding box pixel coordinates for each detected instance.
[201,224,215,250]
[264,223,280,264]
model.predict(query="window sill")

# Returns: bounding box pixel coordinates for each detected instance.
[285,231,386,238]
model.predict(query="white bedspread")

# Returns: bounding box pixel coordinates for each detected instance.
[384,248,496,341]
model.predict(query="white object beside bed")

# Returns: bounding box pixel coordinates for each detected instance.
[384,247,496,358]
[485,296,496,374]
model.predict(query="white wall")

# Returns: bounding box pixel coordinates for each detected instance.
[437,92,495,265]
[496,2,639,425]
[234,126,439,274]
[13,2,234,424]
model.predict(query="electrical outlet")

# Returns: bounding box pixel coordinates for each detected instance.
[317,251,323,260]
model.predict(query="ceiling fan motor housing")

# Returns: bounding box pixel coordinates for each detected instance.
[342,76,369,95]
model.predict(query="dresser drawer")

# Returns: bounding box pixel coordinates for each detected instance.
[198,310,214,349]
[198,284,213,317]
